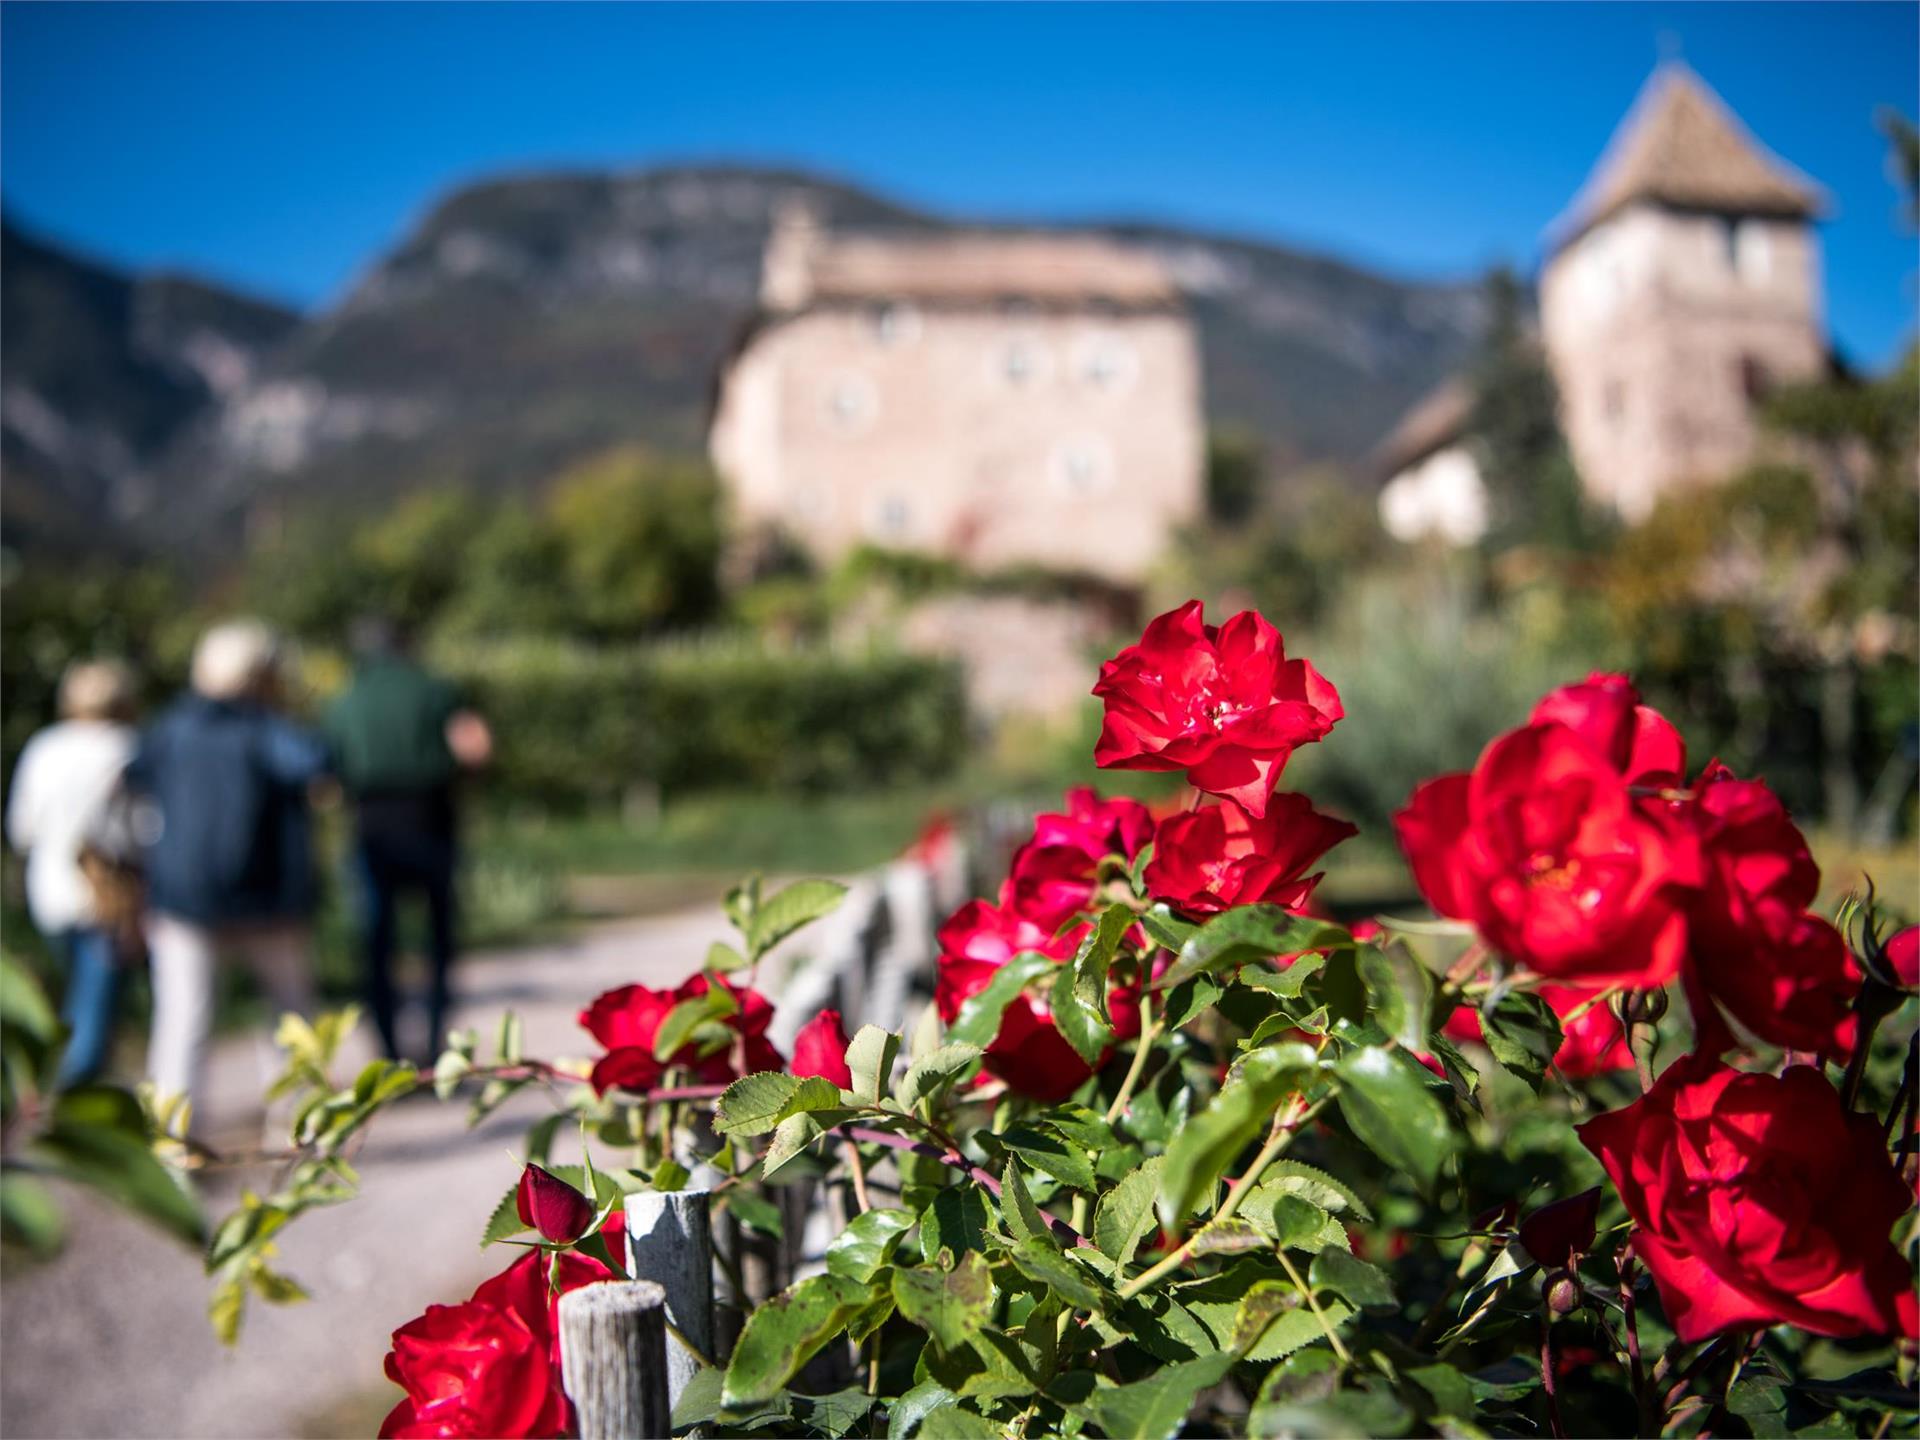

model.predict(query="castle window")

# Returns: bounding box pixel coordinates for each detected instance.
[872,302,921,347]
[873,494,912,538]
[1074,332,1138,393]
[1739,355,1773,404]
[1718,216,1740,270]
[1051,436,1115,498]
[1734,221,1773,284]
[1000,338,1049,387]
[825,372,878,431]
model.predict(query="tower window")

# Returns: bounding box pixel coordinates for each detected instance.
[1734,221,1773,284]
[872,302,921,346]
[1739,355,1773,404]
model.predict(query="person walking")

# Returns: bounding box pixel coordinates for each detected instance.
[128,620,329,1115]
[4,661,141,1087]
[323,618,491,1064]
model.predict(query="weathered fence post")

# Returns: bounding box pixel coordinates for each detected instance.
[559,1280,670,1440]
[623,1189,716,1415]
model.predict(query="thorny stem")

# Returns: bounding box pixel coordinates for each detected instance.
[1103,990,1160,1127]
[1115,1092,1331,1301]
[1277,1247,1353,1364]
[1619,1254,1655,1438]
[843,1135,873,1215]
[1541,1308,1567,1440]
[839,1125,1090,1249]
[1883,1039,1918,1144]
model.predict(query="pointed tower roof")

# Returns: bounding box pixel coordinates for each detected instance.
[1548,63,1823,250]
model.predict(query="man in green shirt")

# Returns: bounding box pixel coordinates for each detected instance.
[324,619,492,1062]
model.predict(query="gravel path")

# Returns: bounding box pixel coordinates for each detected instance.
[1,906,732,1440]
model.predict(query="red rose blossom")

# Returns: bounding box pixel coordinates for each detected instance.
[934,891,1139,1102]
[1887,925,1920,991]
[1579,1058,1911,1343]
[579,974,782,1096]
[1444,984,1634,1079]
[1093,600,1342,818]
[1682,762,1858,1054]
[1530,673,1688,788]
[1146,794,1356,917]
[1007,787,1154,929]
[1395,709,1703,987]
[515,1164,595,1244]
[790,1008,854,1088]
[380,1249,614,1438]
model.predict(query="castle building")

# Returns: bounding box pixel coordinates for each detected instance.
[1539,62,1827,520]
[708,208,1204,583]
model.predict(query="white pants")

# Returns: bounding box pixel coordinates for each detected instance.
[146,912,317,1116]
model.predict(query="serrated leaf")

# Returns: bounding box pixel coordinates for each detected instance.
[1001,1161,1057,1250]
[918,1186,992,1263]
[1158,974,1224,1032]
[1190,1217,1268,1255]
[1048,962,1111,1067]
[672,1366,726,1430]
[481,1182,529,1246]
[1083,1353,1237,1440]
[433,1045,472,1101]
[763,1112,823,1178]
[1159,1042,1317,1227]
[714,1072,803,1136]
[1253,1159,1374,1223]
[891,1252,993,1352]
[1156,906,1347,992]
[28,1122,204,1245]
[1335,1046,1455,1195]
[1138,904,1198,953]
[653,986,737,1061]
[1007,1239,1109,1312]
[706,941,748,974]
[1074,903,1136,1023]
[722,1271,871,1408]
[998,1124,1095,1192]
[1310,1247,1395,1309]
[945,953,1057,1049]
[1357,945,1434,1052]
[747,878,849,958]
[897,1043,983,1111]
[1128,843,1156,897]
[845,1025,901,1104]
[827,1206,914,1281]
[1479,990,1564,1090]
[887,1380,959,1440]
[1235,951,1328,998]
[1094,1158,1164,1265]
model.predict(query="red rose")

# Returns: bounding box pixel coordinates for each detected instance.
[380,1250,613,1438]
[1396,716,1702,987]
[790,1008,854,1088]
[579,975,782,1096]
[1887,926,1920,991]
[1579,1058,1911,1343]
[1146,794,1356,917]
[1443,984,1633,1079]
[1682,762,1858,1054]
[516,1164,595,1244]
[934,892,1139,1102]
[1007,787,1154,929]
[1093,600,1342,818]
[1530,673,1687,788]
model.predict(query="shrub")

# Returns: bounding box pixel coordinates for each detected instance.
[436,637,968,805]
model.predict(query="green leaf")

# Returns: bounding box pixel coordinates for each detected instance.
[891,1252,994,1352]
[671,1366,726,1430]
[495,1009,523,1065]
[1479,990,1564,1090]
[1252,1159,1374,1223]
[1159,975,1224,1031]
[0,1172,65,1254]
[1357,945,1434,1052]
[1075,903,1136,1024]
[28,1122,204,1245]
[1138,904,1198,953]
[886,1380,959,1440]
[997,1125,1096,1192]
[0,953,59,1043]
[1048,963,1112,1067]
[481,1182,528,1246]
[1159,1042,1317,1227]
[801,1389,876,1439]
[763,1112,824,1178]
[722,1272,871,1408]
[1084,1353,1237,1440]
[723,874,761,938]
[1000,1161,1057,1250]
[747,878,849,958]
[945,953,1057,1048]
[208,1279,245,1346]
[845,1025,902,1104]
[705,941,748,974]
[1235,951,1328,998]
[1008,1238,1109,1312]
[728,1190,784,1240]
[1310,1248,1396,1309]
[431,1048,471,1100]
[653,986,738,1062]
[1254,1194,1339,1253]
[1156,906,1347,992]
[1128,842,1157,897]
[1094,1158,1164,1266]
[1334,1046,1455,1195]
[827,1206,915,1281]
[1190,1217,1270,1255]
[714,1072,803,1136]
[918,1186,992,1263]
[897,1043,983,1111]
[1407,1363,1475,1421]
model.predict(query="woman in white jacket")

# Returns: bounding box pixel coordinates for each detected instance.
[5,661,139,1086]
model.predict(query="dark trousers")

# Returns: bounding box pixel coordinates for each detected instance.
[353,791,457,1063]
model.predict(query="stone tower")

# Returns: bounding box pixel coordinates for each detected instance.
[1539,63,1826,520]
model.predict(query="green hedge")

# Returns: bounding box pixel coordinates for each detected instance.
[436,638,968,805]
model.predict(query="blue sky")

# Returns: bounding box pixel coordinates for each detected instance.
[4,2,1915,364]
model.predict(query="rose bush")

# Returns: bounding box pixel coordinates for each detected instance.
[177,601,1913,1440]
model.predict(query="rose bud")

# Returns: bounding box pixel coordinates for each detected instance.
[791,1008,854,1089]
[1545,1272,1583,1317]
[516,1164,595,1244]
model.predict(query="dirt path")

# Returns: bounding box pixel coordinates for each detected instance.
[0,906,731,1440]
